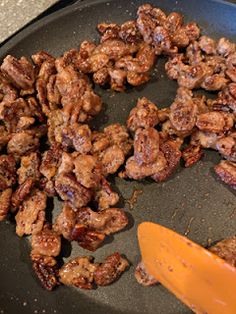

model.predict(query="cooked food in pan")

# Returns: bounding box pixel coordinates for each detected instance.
[0,3,236,291]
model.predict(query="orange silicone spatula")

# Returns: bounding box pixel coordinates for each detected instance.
[138,222,236,314]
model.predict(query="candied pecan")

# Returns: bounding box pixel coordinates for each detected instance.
[94,252,129,286]
[171,28,189,49]
[59,256,96,289]
[71,224,105,251]
[137,4,155,34]
[57,49,83,70]
[205,55,226,74]
[177,63,210,90]
[182,144,203,168]
[57,152,75,175]
[226,68,236,83]
[184,22,200,42]
[94,39,138,61]
[17,152,41,184]
[165,12,183,33]
[198,36,216,54]
[26,96,45,121]
[61,124,92,154]
[91,131,110,154]
[152,140,181,182]
[31,254,59,291]
[104,123,132,156]
[79,40,96,59]
[88,53,110,72]
[76,207,128,235]
[186,41,203,65]
[36,57,56,81]
[0,71,17,102]
[95,177,119,210]
[47,109,65,144]
[1,55,35,89]
[7,131,39,157]
[119,20,142,44]
[47,74,61,109]
[0,155,16,190]
[55,172,92,209]
[93,67,110,85]
[162,119,190,138]
[40,144,62,181]
[15,189,47,237]
[36,56,56,105]
[31,225,61,257]
[127,97,159,131]
[149,7,167,25]
[134,127,159,165]
[135,261,158,286]
[81,89,102,118]
[53,204,76,240]
[125,153,166,180]
[226,52,236,68]
[137,4,166,44]
[225,53,236,82]
[157,108,170,122]
[73,155,102,189]
[11,178,34,210]
[126,71,149,86]
[0,188,12,221]
[209,236,236,267]
[196,112,233,133]
[217,38,235,57]
[191,130,222,149]
[101,145,125,175]
[192,95,208,115]
[31,51,55,66]
[41,179,57,197]
[56,65,102,122]
[229,82,236,99]
[16,116,35,130]
[0,126,11,152]
[216,135,236,162]
[165,54,185,80]
[169,98,197,132]
[152,26,172,55]
[1,99,24,131]
[176,85,193,102]
[108,68,127,91]
[214,160,236,190]
[0,98,39,133]
[201,74,228,91]
[76,41,95,73]
[116,43,155,73]
[97,23,120,42]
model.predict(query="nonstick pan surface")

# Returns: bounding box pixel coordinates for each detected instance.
[1,0,236,313]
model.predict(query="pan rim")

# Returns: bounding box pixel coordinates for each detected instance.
[0,1,236,314]
[0,0,236,58]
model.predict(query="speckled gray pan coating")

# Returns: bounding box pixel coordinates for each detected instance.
[1,0,236,313]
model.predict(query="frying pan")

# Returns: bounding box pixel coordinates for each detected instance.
[0,0,236,313]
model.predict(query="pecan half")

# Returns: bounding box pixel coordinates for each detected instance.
[71,224,105,251]
[94,252,129,286]
[31,254,59,291]
[182,144,203,167]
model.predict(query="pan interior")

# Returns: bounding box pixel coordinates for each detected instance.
[0,1,236,314]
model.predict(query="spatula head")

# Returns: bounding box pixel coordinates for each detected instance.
[138,222,236,314]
